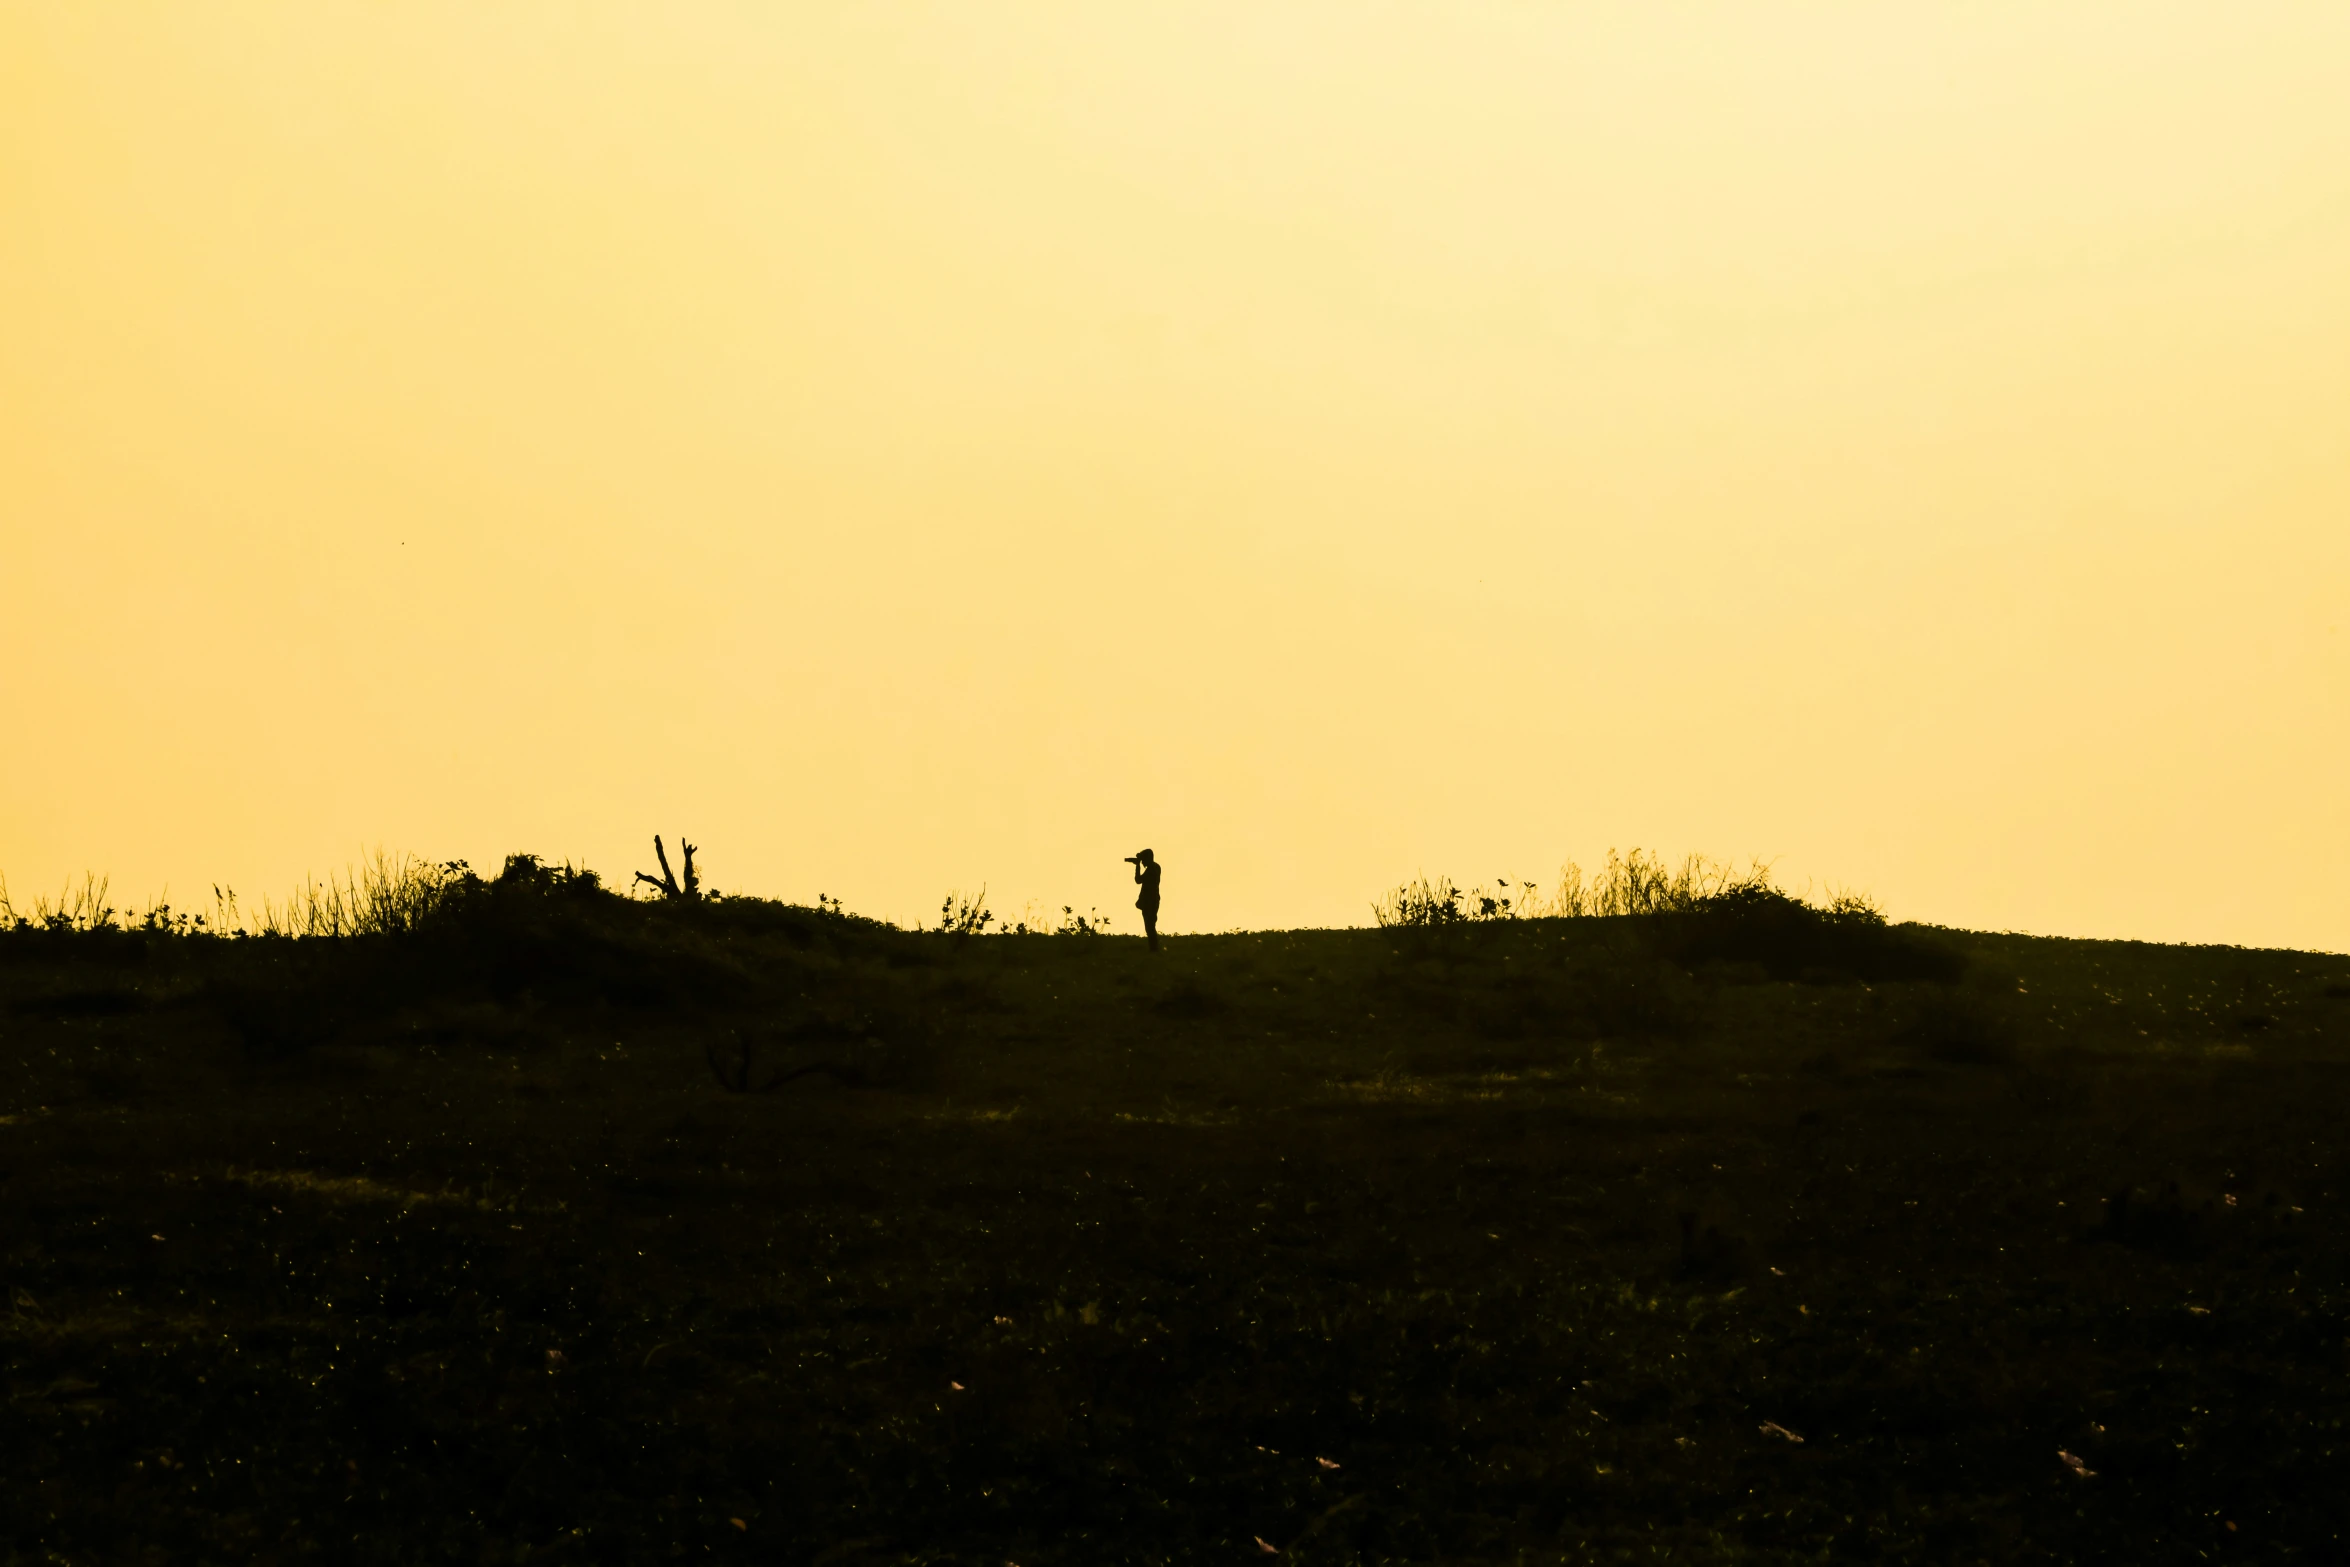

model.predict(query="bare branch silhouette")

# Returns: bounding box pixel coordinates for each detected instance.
[633,835,700,900]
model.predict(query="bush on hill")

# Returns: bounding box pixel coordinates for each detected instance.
[1375,851,1965,985]
[1665,884,1966,984]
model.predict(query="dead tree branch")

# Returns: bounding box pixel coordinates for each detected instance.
[632,835,700,901]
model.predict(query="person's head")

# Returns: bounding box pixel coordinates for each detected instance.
[1134,848,1155,865]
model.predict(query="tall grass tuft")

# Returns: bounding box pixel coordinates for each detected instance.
[2,872,120,933]
[252,850,472,938]
[1542,849,1774,918]
[1374,850,1773,927]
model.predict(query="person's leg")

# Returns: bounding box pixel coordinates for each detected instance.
[1143,904,1159,952]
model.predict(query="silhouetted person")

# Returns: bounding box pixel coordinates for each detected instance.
[1127,849,1162,951]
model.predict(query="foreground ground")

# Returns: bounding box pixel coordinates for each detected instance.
[3,877,2347,1563]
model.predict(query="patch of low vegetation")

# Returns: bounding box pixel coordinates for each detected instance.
[1376,852,1963,985]
[2,852,2347,1562]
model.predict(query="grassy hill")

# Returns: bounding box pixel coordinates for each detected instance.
[4,859,2347,1563]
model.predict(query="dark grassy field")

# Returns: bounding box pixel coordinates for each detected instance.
[4,863,2348,1564]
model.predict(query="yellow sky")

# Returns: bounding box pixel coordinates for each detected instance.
[4,3,2347,946]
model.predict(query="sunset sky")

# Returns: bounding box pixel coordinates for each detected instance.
[4,4,2346,947]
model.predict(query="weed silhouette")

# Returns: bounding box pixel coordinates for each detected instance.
[937,888,995,936]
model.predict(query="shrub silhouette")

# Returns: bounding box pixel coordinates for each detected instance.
[1377,850,1962,984]
[171,850,929,1079]
[936,888,994,936]
[1667,884,1965,983]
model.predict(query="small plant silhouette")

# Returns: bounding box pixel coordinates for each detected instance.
[936,888,994,936]
[1370,873,1543,928]
[1372,874,1470,928]
[975,899,1113,935]
[4,872,122,933]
